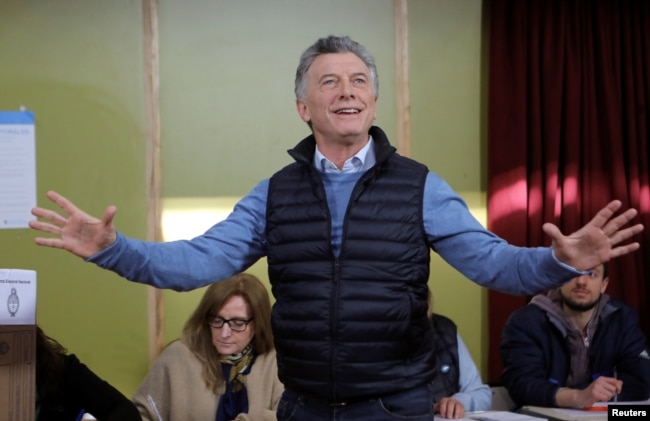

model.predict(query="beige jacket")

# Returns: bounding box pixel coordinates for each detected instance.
[133,341,284,421]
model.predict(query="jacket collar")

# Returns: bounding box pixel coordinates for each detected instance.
[287,126,396,167]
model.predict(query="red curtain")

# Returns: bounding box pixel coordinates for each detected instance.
[487,0,650,383]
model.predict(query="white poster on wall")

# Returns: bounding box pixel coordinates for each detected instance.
[0,269,36,325]
[0,110,36,229]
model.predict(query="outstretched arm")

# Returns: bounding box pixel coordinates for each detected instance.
[29,190,117,259]
[543,200,643,271]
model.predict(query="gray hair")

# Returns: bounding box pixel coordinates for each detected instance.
[294,35,379,100]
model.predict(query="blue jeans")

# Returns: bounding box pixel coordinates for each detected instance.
[277,384,435,421]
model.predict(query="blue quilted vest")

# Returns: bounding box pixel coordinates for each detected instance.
[266,126,436,402]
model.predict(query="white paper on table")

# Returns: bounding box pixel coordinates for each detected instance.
[0,110,36,229]
[467,411,547,421]
[0,268,37,324]
[435,411,546,421]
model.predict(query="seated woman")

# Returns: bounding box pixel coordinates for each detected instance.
[35,325,141,420]
[428,289,492,418]
[133,273,284,421]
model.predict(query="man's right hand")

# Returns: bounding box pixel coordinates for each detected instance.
[29,190,118,259]
[555,376,622,408]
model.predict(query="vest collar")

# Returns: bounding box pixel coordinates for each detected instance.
[288,126,397,166]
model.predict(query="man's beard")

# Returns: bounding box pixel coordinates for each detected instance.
[561,290,601,312]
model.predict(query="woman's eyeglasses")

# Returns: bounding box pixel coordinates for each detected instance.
[207,316,253,332]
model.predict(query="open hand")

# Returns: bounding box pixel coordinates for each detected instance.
[29,190,118,258]
[543,200,643,271]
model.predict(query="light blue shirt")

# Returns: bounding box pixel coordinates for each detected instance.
[455,334,492,411]
[90,137,582,293]
[314,136,376,173]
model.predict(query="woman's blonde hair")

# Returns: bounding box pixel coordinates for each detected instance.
[181,273,274,393]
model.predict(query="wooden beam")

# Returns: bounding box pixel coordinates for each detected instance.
[142,0,164,364]
[394,0,411,156]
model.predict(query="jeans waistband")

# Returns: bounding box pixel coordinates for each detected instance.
[287,385,430,407]
[286,388,379,407]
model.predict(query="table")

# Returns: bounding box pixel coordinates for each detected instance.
[519,406,607,421]
[435,410,546,421]
[520,401,650,421]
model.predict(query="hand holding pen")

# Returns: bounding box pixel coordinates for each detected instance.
[555,366,625,410]
[583,375,623,410]
[556,375,623,409]
[580,370,622,409]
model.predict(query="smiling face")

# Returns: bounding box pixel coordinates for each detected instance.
[296,52,377,148]
[559,264,609,312]
[210,295,255,356]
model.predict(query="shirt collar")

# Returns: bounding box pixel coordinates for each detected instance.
[314,136,376,173]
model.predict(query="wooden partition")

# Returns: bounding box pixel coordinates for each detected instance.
[0,325,35,421]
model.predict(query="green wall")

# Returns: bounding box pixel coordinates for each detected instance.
[1,0,488,397]
[0,0,149,396]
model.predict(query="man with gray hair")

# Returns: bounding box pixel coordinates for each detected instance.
[30,35,643,420]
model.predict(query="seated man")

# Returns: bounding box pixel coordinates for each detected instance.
[500,263,650,409]
[429,291,491,418]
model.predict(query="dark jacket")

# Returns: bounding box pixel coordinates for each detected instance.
[37,353,141,421]
[500,295,650,407]
[430,313,460,401]
[266,126,435,402]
